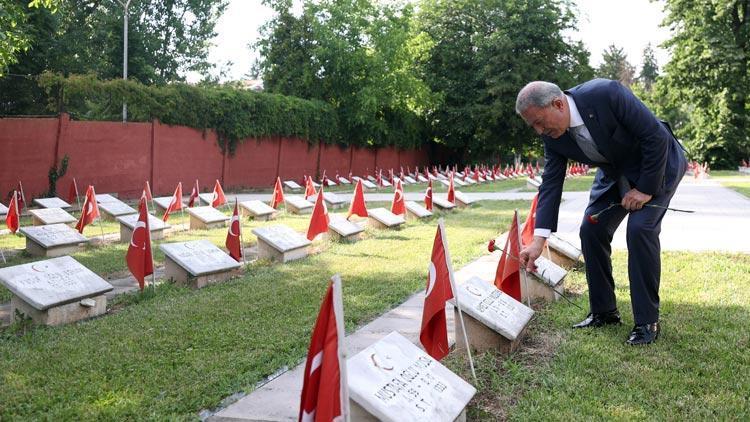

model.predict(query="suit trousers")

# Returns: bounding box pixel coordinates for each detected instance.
[578,180,682,325]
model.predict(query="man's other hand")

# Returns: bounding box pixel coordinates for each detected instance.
[519,236,545,272]
[621,188,652,211]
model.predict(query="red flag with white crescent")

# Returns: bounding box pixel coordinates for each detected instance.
[5,191,20,234]
[188,179,199,207]
[347,179,368,219]
[270,177,285,209]
[447,173,455,204]
[163,182,183,222]
[75,185,100,234]
[494,210,521,301]
[419,223,454,361]
[126,194,154,290]
[304,175,317,200]
[390,180,405,215]
[225,199,243,261]
[521,193,538,246]
[306,186,329,241]
[298,275,349,422]
[211,179,227,208]
[67,178,79,205]
[424,179,433,211]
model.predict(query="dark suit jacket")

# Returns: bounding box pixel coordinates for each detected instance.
[536,78,687,232]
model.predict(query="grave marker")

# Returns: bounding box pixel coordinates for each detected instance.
[526,177,541,190]
[98,200,137,221]
[546,234,583,269]
[252,225,311,263]
[187,206,229,230]
[239,200,277,221]
[328,214,364,242]
[367,207,405,229]
[95,193,119,204]
[33,197,72,209]
[117,213,170,241]
[159,239,241,288]
[29,208,77,226]
[523,255,567,303]
[338,176,351,185]
[19,224,88,257]
[153,196,185,212]
[405,201,433,220]
[432,197,456,211]
[0,256,112,325]
[347,331,476,422]
[451,276,534,354]
[403,176,417,184]
[284,180,303,191]
[284,195,314,214]
[0,202,7,216]
[318,191,348,210]
[454,191,474,208]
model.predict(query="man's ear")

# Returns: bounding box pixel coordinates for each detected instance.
[551,97,564,111]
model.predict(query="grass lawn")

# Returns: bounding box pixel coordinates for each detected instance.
[711,170,750,198]
[0,200,529,419]
[446,251,750,420]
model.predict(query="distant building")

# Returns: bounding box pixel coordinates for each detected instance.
[239,79,264,91]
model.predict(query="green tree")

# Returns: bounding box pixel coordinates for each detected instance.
[0,0,58,74]
[597,44,635,86]
[638,43,659,90]
[658,0,750,167]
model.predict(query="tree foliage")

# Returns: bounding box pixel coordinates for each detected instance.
[0,0,58,74]
[658,0,750,167]
[639,43,659,90]
[597,44,635,86]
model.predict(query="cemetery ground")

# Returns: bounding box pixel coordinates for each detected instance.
[1,174,748,419]
[712,170,750,197]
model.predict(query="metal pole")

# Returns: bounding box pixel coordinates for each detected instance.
[119,0,131,122]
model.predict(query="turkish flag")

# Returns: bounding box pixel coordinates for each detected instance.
[5,191,20,234]
[226,199,243,262]
[298,276,348,422]
[306,187,329,241]
[390,180,405,215]
[304,176,317,200]
[494,210,522,301]
[162,182,183,222]
[521,193,538,246]
[424,179,433,211]
[15,181,26,211]
[211,179,227,208]
[188,180,199,207]
[270,177,285,209]
[420,223,455,361]
[75,185,100,234]
[67,178,79,205]
[447,173,455,204]
[376,169,383,187]
[144,181,153,201]
[347,179,368,219]
[126,194,154,290]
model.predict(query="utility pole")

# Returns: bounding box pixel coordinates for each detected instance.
[116,0,131,122]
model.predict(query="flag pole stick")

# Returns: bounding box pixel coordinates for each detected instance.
[439,218,477,383]
[516,210,532,308]
[236,197,247,266]
[74,178,82,211]
[0,248,5,264]
[331,274,350,422]
[146,200,157,294]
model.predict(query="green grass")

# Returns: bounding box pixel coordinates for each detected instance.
[446,251,750,420]
[711,170,750,198]
[0,200,529,420]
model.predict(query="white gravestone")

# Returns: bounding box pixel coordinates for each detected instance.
[198,192,215,206]
[160,239,241,288]
[19,224,89,257]
[284,180,303,191]
[361,179,378,190]
[0,256,112,326]
[29,208,77,226]
[0,202,8,216]
[187,206,229,230]
[404,176,417,184]
[526,177,541,190]
[451,276,534,354]
[417,175,429,183]
[463,177,476,185]
[368,207,405,229]
[523,255,567,303]
[495,174,508,180]
[318,191,348,210]
[367,175,377,183]
[239,200,277,221]
[381,180,392,188]
[338,176,351,184]
[432,197,456,211]
[33,197,71,209]
[347,331,476,422]
[477,176,486,183]
[95,193,119,203]
[323,179,338,187]
[117,213,170,242]
[405,201,433,220]
[438,179,451,188]
[546,234,583,269]
[328,214,365,242]
[284,195,314,215]
[252,225,311,263]
[453,191,474,208]
[153,196,185,212]
[98,200,137,221]
[454,179,468,187]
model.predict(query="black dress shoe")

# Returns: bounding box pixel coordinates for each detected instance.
[572,310,622,328]
[626,322,660,345]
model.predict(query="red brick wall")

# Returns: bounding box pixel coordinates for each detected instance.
[0,114,431,200]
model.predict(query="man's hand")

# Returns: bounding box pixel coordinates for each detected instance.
[621,188,652,211]
[519,236,545,273]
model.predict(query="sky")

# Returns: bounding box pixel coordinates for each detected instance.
[188,0,671,83]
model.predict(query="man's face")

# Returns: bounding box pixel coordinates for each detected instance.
[520,97,568,139]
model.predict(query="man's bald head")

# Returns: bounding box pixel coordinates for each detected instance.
[515,81,564,115]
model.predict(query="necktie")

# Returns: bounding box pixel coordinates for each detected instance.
[569,124,632,195]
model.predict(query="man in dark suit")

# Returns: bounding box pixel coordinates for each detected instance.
[515,79,687,345]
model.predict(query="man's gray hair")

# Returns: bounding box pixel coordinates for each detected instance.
[515,81,564,115]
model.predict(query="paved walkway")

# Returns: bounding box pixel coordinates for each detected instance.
[206,176,750,421]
